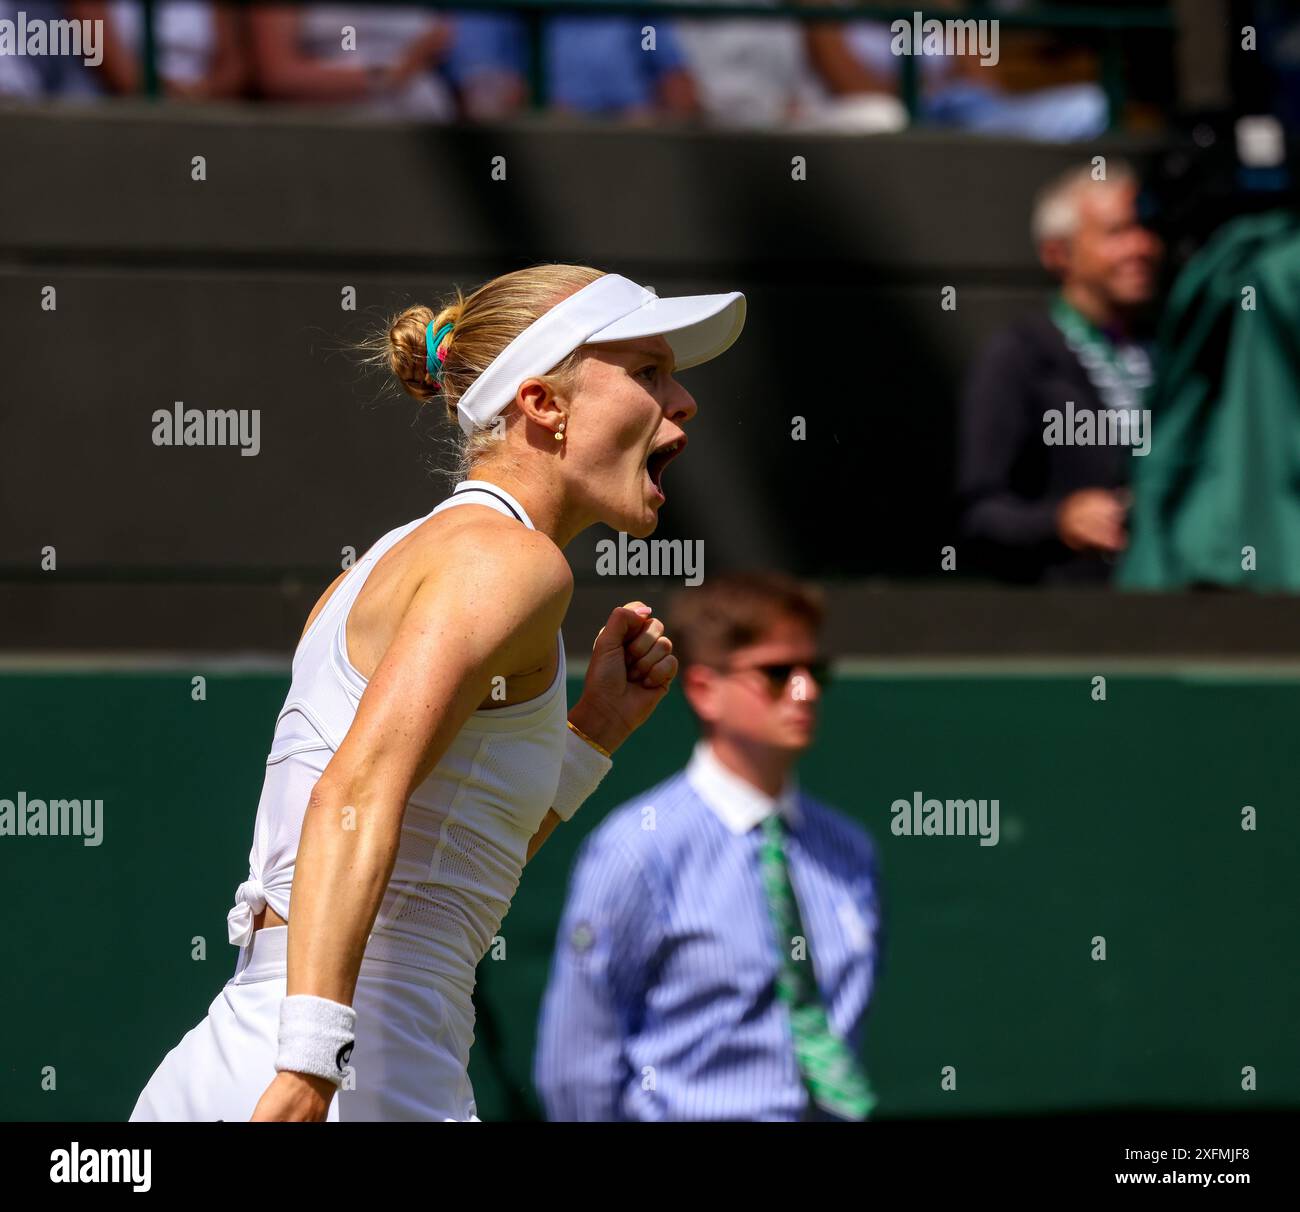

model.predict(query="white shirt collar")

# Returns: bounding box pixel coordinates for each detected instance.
[685,739,801,836]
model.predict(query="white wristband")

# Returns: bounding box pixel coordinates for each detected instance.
[276,994,357,1087]
[552,722,614,821]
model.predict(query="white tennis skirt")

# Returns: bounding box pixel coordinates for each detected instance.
[130,926,481,1122]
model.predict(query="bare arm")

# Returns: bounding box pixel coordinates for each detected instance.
[788,0,898,98]
[251,526,571,1120]
[197,7,249,100]
[804,25,898,96]
[248,7,373,102]
[525,599,679,866]
[70,2,142,94]
[249,8,450,103]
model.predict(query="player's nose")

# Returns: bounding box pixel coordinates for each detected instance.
[666,376,698,425]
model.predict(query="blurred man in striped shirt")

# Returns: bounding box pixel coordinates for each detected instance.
[535,571,883,1121]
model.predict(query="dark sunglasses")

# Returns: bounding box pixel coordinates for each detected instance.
[718,658,833,695]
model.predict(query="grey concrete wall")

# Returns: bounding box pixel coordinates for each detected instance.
[1,102,1179,650]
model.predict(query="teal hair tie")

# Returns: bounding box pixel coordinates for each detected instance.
[425,320,455,382]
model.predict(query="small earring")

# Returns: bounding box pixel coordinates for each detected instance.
[554,420,566,442]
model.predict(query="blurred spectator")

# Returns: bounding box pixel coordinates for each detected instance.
[0,0,103,96]
[667,1,817,129]
[665,0,904,132]
[660,0,863,132]
[797,6,909,132]
[0,1,42,96]
[443,11,529,121]
[957,162,1164,585]
[536,573,882,1121]
[70,1,245,100]
[1,0,1153,138]
[839,0,1108,140]
[543,12,697,122]
[248,3,455,119]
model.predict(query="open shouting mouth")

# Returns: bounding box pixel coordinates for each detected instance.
[645,436,686,504]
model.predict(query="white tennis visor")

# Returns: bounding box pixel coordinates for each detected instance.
[455,272,747,435]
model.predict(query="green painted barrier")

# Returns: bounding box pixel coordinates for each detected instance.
[0,667,1293,1120]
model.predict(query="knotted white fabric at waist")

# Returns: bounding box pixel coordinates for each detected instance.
[227,876,268,946]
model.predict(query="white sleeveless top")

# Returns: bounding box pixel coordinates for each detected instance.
[226,481,568,1004]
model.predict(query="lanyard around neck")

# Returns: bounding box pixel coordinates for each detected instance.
[1050,294,1151,411]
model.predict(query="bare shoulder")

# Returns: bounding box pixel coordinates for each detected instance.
[408,506,573,626]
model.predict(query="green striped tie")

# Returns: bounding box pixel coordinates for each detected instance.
[758,812,877,1121]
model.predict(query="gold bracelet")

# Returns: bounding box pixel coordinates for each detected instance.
[567,718,612,759]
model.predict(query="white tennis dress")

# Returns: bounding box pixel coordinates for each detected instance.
[130,481,568,1121]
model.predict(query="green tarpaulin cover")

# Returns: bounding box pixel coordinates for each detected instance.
[1119,210,1300,590]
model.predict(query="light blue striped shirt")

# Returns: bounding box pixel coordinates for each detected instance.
[534,740,883,1121]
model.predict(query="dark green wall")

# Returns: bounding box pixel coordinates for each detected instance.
[1,667,1294,1120]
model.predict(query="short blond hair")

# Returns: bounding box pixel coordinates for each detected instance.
[1030,161,1137,245]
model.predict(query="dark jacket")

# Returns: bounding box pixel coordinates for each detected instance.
[957,312,1131,585]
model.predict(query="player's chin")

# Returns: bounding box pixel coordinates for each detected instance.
[629,504,660,539]
[619,483,663,539]
[594,484,659,538]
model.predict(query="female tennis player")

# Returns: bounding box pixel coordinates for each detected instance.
[128,264,746,1121]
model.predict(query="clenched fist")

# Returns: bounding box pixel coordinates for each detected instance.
[568,601,677,754]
